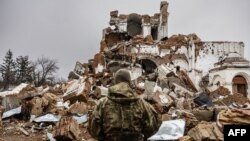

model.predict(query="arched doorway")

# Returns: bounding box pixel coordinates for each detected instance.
[137,58,157,74]
[232,75,247,97]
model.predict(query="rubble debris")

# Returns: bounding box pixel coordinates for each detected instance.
[0,83,47,100]
[209,86,231,98]
[33,114,60,123]
[194,92,213,107]
[144,81,157,99]
[173,110,199,133]
[173,83,194,97]
[68,102,88,115]
[148,119,185,140]
[161,113,172,121]
[217,108,250,127]
[53,117,80,141]
[43,93,59,104]
[2,106,22,119]
[176,97,185,109]
[213,92,249,106]
[187,121,223,141]
[30,97,47,116]
[42,93,60,113]
[47,132,56,141]
[18,126,29,136]
[0,83,30,97]
[179,135,194,141]
[72,114,88,124]
[152,91,173,107]
[93,86,108,98]
[178,70,198,92]
[63,78,89,103]
[192,108,214,122]
[1,95,21,111]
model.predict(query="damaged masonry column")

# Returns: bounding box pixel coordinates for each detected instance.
[158,1,169,40]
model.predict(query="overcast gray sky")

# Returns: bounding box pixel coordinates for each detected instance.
[0,0,249,79]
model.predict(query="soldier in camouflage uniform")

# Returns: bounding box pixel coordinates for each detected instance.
[88,69,160,141]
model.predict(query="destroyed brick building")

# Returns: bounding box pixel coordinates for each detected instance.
[0,1,250,141]
[73,1,250,98]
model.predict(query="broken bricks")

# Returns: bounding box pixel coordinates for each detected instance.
[192,107,214,122]
[30,97,47,116]
[187,121,223,141]
[217,108,250,128]
[53,117,80,141]
[68,102,88,115]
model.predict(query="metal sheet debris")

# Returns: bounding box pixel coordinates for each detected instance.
[148,119,185,140]
[2,106,22,119]
[34,114,61,123]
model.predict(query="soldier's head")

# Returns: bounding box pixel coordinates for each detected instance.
[114,69,131,85]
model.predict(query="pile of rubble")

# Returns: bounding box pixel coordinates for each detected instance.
[1,1,250,141]
[0,83,93,141]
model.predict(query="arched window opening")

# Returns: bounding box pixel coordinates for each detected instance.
[232,75,247,97]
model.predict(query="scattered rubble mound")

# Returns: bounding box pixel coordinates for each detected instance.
[218,109,250,126]
[0,83,95,141]
[187,122,223,141]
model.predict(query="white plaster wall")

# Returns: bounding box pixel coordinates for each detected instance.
[172,59,189,71]
[201,42,244,58]
[207,74,225,91]
[129,67,142,80]
[195,42,245,75]
[157,25,168,40]
[196,54,218,75]
[194,72,203,91]
[212,75,225,85]
[159,48,170,57]
[157,64,171,78]
[118,22,127,32]
[143,24,151,37]
[209,68,250,98]
[176,46,188,56]
[137,45,159,55]
[217,43,224,56]
[131,47,138,54]
[186,69,202,91]
[240,45,244,57]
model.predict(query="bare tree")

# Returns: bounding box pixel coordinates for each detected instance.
[32,56,59,86]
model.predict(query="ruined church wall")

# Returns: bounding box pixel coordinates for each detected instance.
[195,42,244,74]
[199,42,244,58]
[209,68,250,98]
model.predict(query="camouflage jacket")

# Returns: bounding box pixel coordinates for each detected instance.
[87,82,160,141]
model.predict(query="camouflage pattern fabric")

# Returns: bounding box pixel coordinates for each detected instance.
[87,82,160,141]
